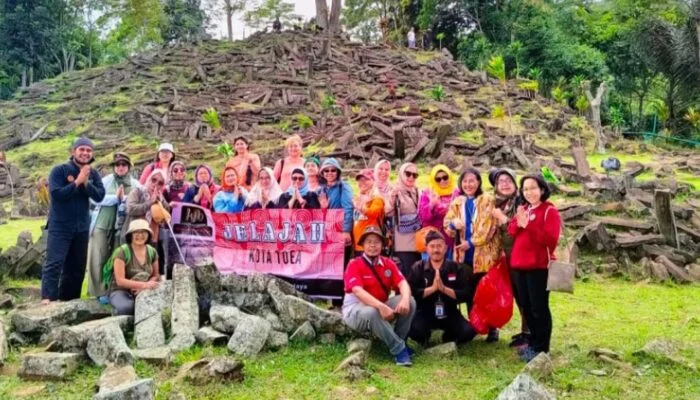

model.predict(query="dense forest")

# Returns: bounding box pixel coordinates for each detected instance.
[1,0,699,141]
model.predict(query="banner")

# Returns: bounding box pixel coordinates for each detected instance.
[168,203,345,298]
[212,208,346,299]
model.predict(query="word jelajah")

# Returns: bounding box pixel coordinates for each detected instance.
[221,221,326,244]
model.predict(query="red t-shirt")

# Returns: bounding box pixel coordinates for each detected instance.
[344,255,405,302]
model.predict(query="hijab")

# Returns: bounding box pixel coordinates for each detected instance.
[220,167,238,192]
[246,167,283,207]
[194,164,214,187]
[374,159,393,195]
[397,163,418,192]
[493,169,519,214]
[287,168,309,196]
[168,161,186,191]
[145,169,167,197]
[429,164,455,197]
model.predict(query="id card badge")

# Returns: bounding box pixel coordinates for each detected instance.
[435,299,446,320]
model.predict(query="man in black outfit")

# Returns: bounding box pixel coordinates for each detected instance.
[407,231,476,346]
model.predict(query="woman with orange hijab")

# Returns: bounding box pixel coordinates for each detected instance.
[213,167,248,213]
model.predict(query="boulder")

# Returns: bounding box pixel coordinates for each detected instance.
[169,332,197,352]
[634,339,696,369]
[11,299,111,336]
[221,274,247,293]
[48,316,132,353]
[86,325,133,367]
[194,262,222,295]
[523,352,554,379]
[247,273,273,293]
[134,281,172,349]
[495,373,555,400]
[424,342,457,357]
[275,295,346,335]
[687,264,700,282]
[290,321,316,343]
[0,320,8,366]
[261,308,285,331]
[648,260,670,282]
[97,364,137,393]
[195,327,229,346]
[334,351,370,380]
[0,292,15,309]
[177,357,244,385]
[227,315,271,357]
[213,292,270,313]
[170,264,199,350]
[347,338,372,354]
[9,331,29,347]
[265,330,289,350]
[18,352,81,381]
[210,304,244,334]
[16,230,33,249]
[92,379,155,400]
[319,333,336,345]
[132,346,173,366]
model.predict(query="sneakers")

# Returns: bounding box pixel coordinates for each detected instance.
[486,328,499,343]
[520,347,540,363]
[395,347,413,367]
[406,345,416,358]
[509,332,530,348]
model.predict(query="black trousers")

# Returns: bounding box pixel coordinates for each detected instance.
[41,230,89,301]
[511,269,552,353]
[409,308,476,346]
[395,251,421,276]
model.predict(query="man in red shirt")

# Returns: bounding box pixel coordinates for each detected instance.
[342,226,416,366]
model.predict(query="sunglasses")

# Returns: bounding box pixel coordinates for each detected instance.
[291,176,305,182]
[322,169,339,174]
[435,175,449,183]
[404,171,419,179]
[151,179,165,186]
[172,168,184,173]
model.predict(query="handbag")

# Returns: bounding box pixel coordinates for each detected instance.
[543,207,574,293]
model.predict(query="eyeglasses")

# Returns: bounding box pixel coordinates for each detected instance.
[291,176,305,182]
[322,169,338,174]
[435,175,449,183]
[404,171,419,179]
[172,168,184,173]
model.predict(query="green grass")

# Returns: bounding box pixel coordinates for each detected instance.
[0,280,697,399]
[0,218,45,251]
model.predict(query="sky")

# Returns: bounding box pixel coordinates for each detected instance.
[208,0,321,40]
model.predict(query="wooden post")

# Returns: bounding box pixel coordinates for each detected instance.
[394,129,405,159]
[654,189,678,249]
[571,146,591,179]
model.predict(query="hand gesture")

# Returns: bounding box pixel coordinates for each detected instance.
[492,208,507,224]
[234,185,241,198]
[394,297,411,316]
[145,280,159,290]
[516,205,528,228]
[452,218,465,231]
[202,184,211,198]
[319,193,329,209]
[261,191,269,206]
[455,241,470,252]
[343,232,352,246]
[75,165,90,186]
[116,185,124,201]
[379,304,396,322]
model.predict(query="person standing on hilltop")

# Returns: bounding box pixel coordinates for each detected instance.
[225,136,261,191]
[407,27,416,49]
[273,134,305,191]
[139,143,175,185]
[87,152,141,304]
[42,137,106,305]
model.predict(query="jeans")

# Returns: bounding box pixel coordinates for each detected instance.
[41,230,89,301]
[109,290,135,316]
[343,296,417,355]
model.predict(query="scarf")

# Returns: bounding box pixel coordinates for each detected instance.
[429,164,455,197]
[287,168,309,196]
[374,159,392,195]
[220,167,238,192]
[246,167,282,207]
[168,161,186,191]
[194,164,214,188]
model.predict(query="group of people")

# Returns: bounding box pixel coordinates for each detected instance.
[41,135,561,367]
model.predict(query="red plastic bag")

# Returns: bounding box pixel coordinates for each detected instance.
[469,257,514,335]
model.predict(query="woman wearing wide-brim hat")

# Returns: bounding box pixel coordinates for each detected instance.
[108,219,160,316]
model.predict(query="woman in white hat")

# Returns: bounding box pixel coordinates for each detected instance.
[139,142,175,184]
[108,219,160,316]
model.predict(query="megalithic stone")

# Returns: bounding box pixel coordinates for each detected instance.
[654,189,678,249]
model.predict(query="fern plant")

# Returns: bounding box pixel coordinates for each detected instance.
[202,107,221,130]
[574,95,589,116]
[279,120,292,133]
[431,85,445,101]
[486,56,506,83]
[297,113,314,129]
[491,105,506,119]
[216,143,233,159]
[436,33,445,50]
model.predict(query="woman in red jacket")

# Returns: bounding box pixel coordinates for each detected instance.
[508,174,561,362]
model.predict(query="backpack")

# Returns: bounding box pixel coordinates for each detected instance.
[102,244,157,290]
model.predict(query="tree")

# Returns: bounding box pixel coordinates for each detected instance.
[244,0,297,30]
[315,0,328,30]
[162,0,209,43]
[584,81,608,153]
[205,0,248,41]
